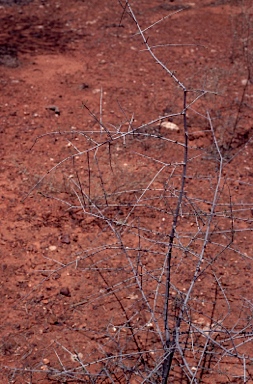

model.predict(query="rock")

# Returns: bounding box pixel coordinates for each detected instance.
[45,105,60,115]
[60,287,71,297]
[160,122,180,132]
[60,234,70,244]
[49,245,57,251]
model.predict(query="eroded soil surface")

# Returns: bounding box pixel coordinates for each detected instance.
[0,0,253,383]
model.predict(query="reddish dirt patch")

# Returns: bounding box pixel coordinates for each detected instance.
[0,0,253,383]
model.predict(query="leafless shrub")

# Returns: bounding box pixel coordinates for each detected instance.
[9,1,253,383]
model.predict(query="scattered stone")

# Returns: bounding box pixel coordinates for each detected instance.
[61,234,70,244]
[127,293,138,300]
[60,287,71,297]
[41,271,50,277]
[45,105,60,115]
[42,358,50,365]
[49,245,57,252]
[160,121,180,132]
[79,83,89,90]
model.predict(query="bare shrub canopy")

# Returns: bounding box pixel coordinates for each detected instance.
[6,1,253,383]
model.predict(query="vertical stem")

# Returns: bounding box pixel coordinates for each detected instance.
[162,90,188,383]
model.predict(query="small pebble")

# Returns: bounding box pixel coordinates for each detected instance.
[49,245,57,251]
[160,122,180,132]
[45,105,60,115]
[61,234,70,244]
[60,287,71,297]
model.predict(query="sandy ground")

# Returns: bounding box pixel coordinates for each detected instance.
[0,0,253,383]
